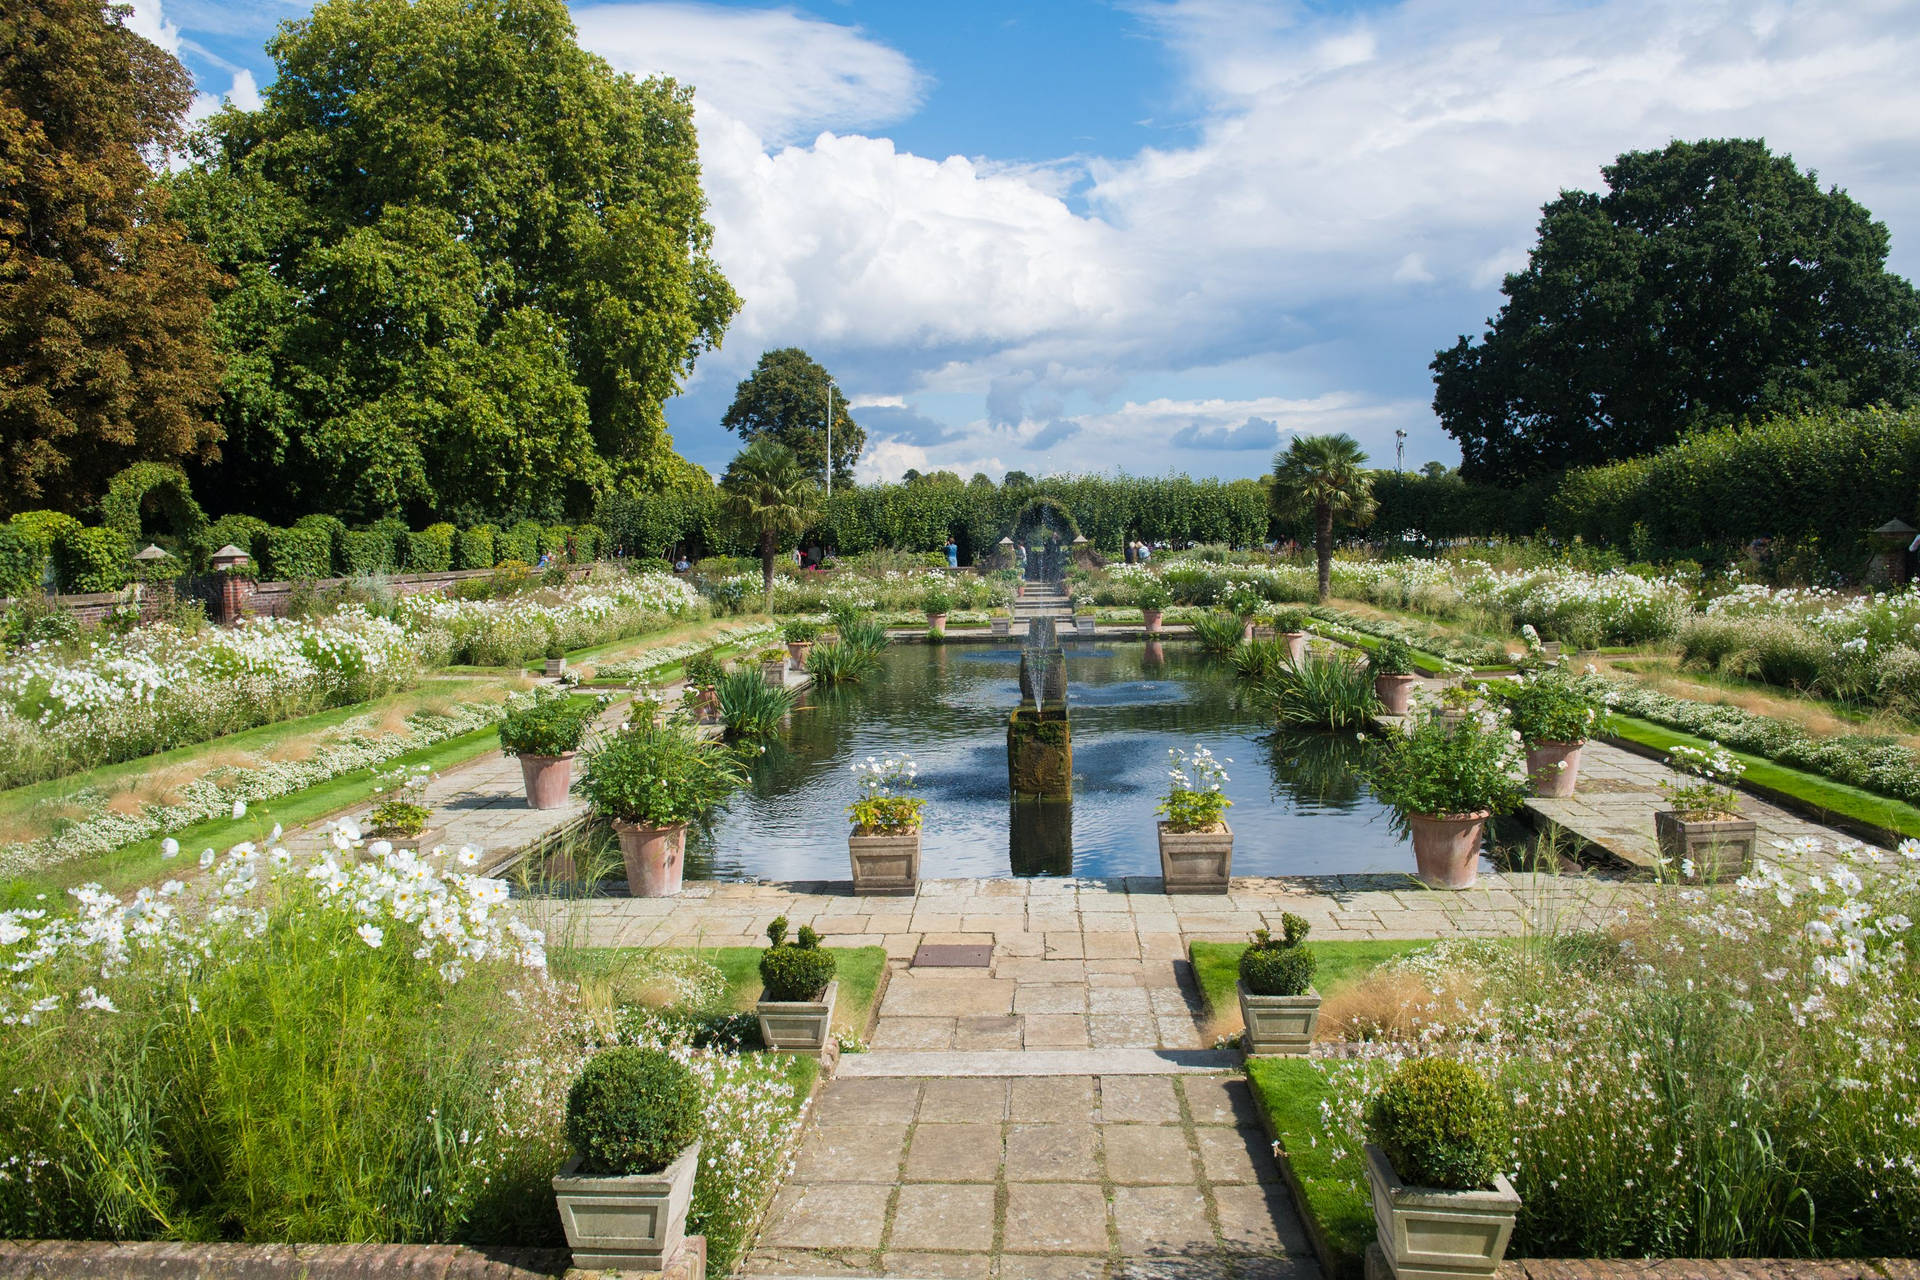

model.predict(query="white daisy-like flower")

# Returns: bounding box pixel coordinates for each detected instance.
[356,923,385,949]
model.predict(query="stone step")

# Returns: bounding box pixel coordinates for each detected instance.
[835,1048,1239,1077]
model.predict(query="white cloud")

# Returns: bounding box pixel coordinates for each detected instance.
[573,3,925,143]
[123,0,180,53]
[187,68,263,127]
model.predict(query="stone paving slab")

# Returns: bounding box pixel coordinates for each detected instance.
[838,1049,1242,1078]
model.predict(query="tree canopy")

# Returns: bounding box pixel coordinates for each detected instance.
[1270,434,1375,602]
[170,0,738,522]
[721,348,865,489]
[1433,138,1920,483]
[0,0,224,517]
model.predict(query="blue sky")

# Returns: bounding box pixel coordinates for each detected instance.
[139,0,1920,482]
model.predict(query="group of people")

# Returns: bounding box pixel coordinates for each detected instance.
[1122,539,1155,564]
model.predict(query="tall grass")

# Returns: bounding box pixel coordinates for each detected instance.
[806,640,879,685]
[1257,651,1377,729]
[1227,636,1295,683]
[717,668,798,739]
[1191,612,1245,655]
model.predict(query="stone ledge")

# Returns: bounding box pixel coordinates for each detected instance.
[1364,1243,1915,1280]
[0,1236,708,1280]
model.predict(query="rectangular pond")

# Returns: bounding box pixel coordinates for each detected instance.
[683,639,1479,882]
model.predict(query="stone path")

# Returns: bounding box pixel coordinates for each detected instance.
[1525,738,1870,876]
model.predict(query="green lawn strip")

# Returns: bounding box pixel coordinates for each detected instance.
[1245,1057,1370,1279]
[694,945,889,1037]
[1608,658,1891,729]
[1189,939,1428,1023]
[1302,618,1458,676]
[0,722,507,910]
[0,678,508,826]
[521,615,776,675]
[1603,711,1920,842]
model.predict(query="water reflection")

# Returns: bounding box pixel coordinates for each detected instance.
[682,640,1423,880]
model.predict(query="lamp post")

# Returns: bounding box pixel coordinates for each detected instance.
[1395,429,1406,473]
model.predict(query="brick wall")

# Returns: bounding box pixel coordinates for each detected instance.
[0,1235,708,1279]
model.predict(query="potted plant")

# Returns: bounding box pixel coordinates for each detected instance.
[1370,637,1418,715]
[579,722,742,896]
[1136,579,1171,633]
[1364,1058,1520,1280]
[990,606,1011,638]
[544,638,567,678]
[758,646,788,685]
[1434,682,1479,731]
[1237,914,1318,1055]
[1270,605,1310,664]
[1654,743,1755,881]
[1156,743,1233,893]
[783,619,819,669]
[1363,712,1527,889]
[1503,660,1607,799]
[552,1046,704,1271]
[847,753,923,894]
[683,649,724,720]
[755,915,838,1054]
[500,690,599,810]
[367,763,434,839]
[922,583,955,637]
[1223,583,1264,642]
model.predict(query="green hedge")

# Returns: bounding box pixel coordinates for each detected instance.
[260,525,334,580]
[0,525,42,597]
[406,523,455,573]
[342,528,394,574]
[54,526,131,593]
[295,513,350,574]
[201,514,271,569]
[455,524,496,570]
[11,510,83,558]
[499,520,541,565]
[539,523,572,562]
[1547,407,1920,571]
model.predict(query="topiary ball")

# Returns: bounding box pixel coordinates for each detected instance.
[564,1046,702,1176]
[1365,1057,1506,1191]
[760,944,837,1002]
[1239,944,1315,996]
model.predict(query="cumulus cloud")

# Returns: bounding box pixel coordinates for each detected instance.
[1172,416,1279,452]
[123,0,181,53]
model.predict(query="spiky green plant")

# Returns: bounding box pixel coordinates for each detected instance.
[1191,612,1246,655]
[717,669,798,739]
[1258,651,1378,730]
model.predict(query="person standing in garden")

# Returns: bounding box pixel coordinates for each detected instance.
[945,537,958,568]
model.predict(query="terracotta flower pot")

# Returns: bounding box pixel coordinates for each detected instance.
[1142,608,1164,633]
[1408,810,1489,889]
[926,612,949,636]
[1525,740,1584,798]
[518,751,576,810]
[787,641,812,671]
[1282,631,1308,664]
[1374,673,1417,716]
[613,819,687,897]
[1241,619,1256,643]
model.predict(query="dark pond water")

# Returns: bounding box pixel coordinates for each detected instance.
[684,640,1472,882]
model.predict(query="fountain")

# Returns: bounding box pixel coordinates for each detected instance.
[1008,614,1072,798]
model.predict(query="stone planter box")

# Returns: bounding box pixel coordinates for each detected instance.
[544,656,567,677]
[1524,740,1583,798]
[553,1139,702,1272]
[849,829,920,895]
[991,616,1011,637]
[761,660,787,685]
[1365,1143,1519,1280]
[518,751,576,810]
[1238,981,1320,1056]
[1158,821,1232,893]
[614,819,686,897]
[756,979,838,1055]
[1142,608,1164,633]
[786,641,813,672]
[1407,811,1488,889]
[366,822,442,851]
[1653,811,1756,882]
[1075,614,1096,635]
[1374,673,1417,716]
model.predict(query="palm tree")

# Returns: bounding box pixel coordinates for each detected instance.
[720,440,819,609]
[1269,434,1377,602]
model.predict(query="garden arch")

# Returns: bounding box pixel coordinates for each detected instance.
[99,463,208,557]
[1010,496,1081,580]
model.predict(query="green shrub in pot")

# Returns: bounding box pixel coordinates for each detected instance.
[758,915,837,1001]
[1365,1057,1506,1190]
[1238,914,1316,996]
[563,1046,702,1176]
[499,690,599,757]
[1369,636,1417,677]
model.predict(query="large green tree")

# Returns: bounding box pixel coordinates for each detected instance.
[0,0,224,516]
[1433,139,1920,483]
[170,0,738,521]
[1270,434,1376,602]
[721,348,865,490]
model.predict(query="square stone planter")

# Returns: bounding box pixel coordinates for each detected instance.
[849,829,921,895]
[991,617,1011,637]
[553,1139,702,1272]
[756,978,838,1055]
[1653,810,1757,882]
[544,656,567,677]
[1074,614,1096,635]
[1158,821,1232,894]
[1238,981,1320,1056]
[1365,1143,1520,1280]
[761,660,786,685]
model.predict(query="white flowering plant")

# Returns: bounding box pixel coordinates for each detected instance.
[1659,742,1744,817]
[367,763,434,835]
[847,754,923,833]
[1158,744,1233,831]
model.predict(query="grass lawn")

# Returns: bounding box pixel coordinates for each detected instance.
[1303,617,1461,677]
[1245,1056,1370,1279]
[1189,939,1427,1030]
[0,721,508,910]
[524,614,773,676]
[692,944,890,1039]
[1605,711,1920,841]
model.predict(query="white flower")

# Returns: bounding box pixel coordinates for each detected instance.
[456,845,480,868]
[356,923,385,949]
[198,849,215,869]
[76,987,116,1013]
[231,799,247,821]
[160,838,179,858]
